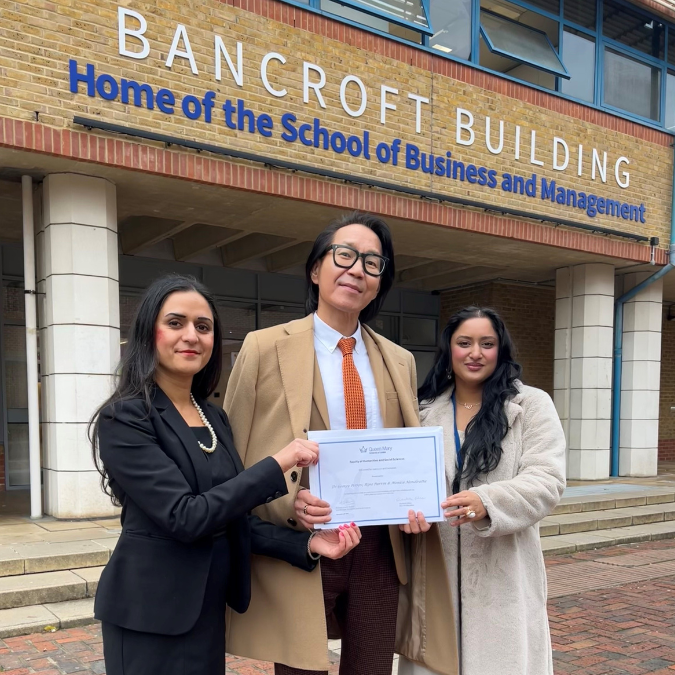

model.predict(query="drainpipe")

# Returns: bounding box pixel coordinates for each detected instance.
[22,176,42,519]
[610,155,675,476]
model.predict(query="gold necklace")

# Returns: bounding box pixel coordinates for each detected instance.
[457,401,481,410]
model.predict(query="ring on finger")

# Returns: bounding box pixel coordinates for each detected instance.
[467,509,476,519]
[303,505,309,516]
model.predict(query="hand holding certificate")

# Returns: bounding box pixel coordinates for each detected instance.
[307,427,445,529]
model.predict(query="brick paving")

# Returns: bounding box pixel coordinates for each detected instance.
[1,541,675,674]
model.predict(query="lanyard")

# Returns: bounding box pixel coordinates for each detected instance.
[451,391,463,469]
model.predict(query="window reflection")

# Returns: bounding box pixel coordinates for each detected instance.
[321,0,423,42]
[603,0,664,59]
[564,0,596,30]
[429,0,472,59]
[561,28,595,102]
[604,47,661,121]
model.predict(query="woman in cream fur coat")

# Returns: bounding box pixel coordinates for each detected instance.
[398,306,566,675]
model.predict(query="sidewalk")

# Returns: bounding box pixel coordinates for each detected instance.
[0,540,674,674]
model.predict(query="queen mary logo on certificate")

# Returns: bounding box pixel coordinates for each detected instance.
[307,427,446,529]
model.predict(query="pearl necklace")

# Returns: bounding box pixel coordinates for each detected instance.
[190,393,217,454]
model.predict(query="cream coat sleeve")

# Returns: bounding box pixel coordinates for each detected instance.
[223,331,260,465]
[469,389,566,538]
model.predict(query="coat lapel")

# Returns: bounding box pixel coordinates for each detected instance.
[361,329,386,423]
[153,388,212,494]
[312,354,330,430]
[276,314,316,439]
[362,325,419,428]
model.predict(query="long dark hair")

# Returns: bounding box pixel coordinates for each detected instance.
[419,306,522,490]
[89,274,223,503]
[304,211,395,323]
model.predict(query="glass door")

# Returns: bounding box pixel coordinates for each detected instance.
[3,286,29,488]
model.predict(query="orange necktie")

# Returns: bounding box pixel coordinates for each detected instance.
[338,337,367,430]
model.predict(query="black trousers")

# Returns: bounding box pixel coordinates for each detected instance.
[102,535,230,675]
[275,526,400,675]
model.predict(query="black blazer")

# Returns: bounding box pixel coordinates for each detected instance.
[94,387,315,635]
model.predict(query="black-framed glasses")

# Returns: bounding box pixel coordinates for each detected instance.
[325,244,389,277]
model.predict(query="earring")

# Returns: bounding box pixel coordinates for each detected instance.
[446,369,453,380]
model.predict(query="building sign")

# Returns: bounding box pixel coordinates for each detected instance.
[5,0,671,240]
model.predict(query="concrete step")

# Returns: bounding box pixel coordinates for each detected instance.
[0,566,103,610]
[0,597,95,639]
[553,487,675,515]
[541,502,675,536]
[0,538,117,578]
[541,520,675,556]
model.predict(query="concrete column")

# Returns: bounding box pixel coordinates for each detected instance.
[619,272,663,476]
[37,174,120,518]
[554,267,572,449]
[555,264,614,480]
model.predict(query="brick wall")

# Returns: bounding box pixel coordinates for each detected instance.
[0,0,672,245]
[659,307,675,461]
[440,282,555,396]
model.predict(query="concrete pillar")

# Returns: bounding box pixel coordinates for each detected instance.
[37,174,120,518]
[619,272,663,476]
[555,264,614,480]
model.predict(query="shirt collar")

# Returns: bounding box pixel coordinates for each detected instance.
[313,313,364,355]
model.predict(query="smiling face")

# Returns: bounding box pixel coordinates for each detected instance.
[154,291,215,381]
[450,317,500,388]
[310,223,382,323]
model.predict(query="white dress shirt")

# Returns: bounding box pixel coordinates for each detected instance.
[313,313,384,431]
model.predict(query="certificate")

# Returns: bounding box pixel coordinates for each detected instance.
[307,427,445,529]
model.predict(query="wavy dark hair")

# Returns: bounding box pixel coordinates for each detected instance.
[88,274,223,503]
[304,211,395,323]
[418,306,522,491]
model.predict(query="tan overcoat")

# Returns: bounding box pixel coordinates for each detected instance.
[223,314,457,674]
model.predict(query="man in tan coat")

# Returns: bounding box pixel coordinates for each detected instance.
[224,212,457,675]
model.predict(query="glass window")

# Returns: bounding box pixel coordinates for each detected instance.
[524,0,558,14]
[120,294,141,344]
[217,301,257,340]
[321,0,424,41]
[2,286,25,323]
[603,0,664,59]
[669,27,675,66]
[401,317,437,346]
[411,350,436,380]
[366,315,399,342]
[4,325,27,410]
[480,8,569,78]
[561,28,595,102]
[604,46,661,120]
[429,0,472,59]
[7,424,29,488]
[564,0,596,29]
[260,305,305,329]
[324,0,432,34]
[666,71,675,129]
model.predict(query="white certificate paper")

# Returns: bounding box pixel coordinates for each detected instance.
[307,427,445,529]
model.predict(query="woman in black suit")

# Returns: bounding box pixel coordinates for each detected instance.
[90,274,361,675]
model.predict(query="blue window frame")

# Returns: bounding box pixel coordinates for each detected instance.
[273,0,675,132]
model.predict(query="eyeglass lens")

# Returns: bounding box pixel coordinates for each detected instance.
[333,246,384,275]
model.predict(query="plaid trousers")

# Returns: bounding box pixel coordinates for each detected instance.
[274,525,399,675]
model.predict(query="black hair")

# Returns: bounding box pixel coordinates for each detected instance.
[304,211,395,323]
[89,273,223,503]
[418,306,522,491]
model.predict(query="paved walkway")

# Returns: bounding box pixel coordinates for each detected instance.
[0,540,675,674]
